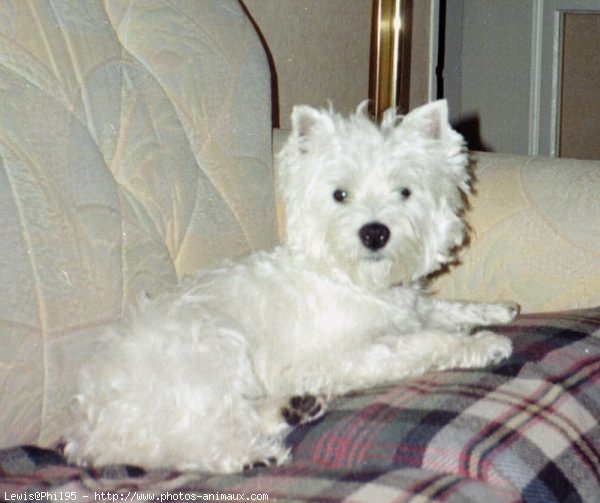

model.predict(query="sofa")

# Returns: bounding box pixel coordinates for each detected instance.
[1,1,599,501]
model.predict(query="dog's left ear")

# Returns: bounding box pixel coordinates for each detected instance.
[401,100,470,193]
[400,100,452,140]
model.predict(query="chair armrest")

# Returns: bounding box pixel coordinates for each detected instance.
[432,152,600,313]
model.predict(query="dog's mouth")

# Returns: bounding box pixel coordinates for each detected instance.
[360,249,388,262]
[363,254,384,262]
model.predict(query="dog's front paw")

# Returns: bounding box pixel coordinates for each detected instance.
[501,302,520,322]
[281,394,325,426]
[472,331,513,365]
[484,302,520,324]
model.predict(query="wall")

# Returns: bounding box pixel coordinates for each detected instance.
[409,0,435,110]
[444,0,533,154]
[444,0,600,158]
[242,0,372,129]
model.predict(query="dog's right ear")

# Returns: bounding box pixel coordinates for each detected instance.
[290,105,335,152]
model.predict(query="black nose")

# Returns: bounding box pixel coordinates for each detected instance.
[359,223,390,251]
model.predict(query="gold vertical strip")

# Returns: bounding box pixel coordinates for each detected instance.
[369,0,412,120]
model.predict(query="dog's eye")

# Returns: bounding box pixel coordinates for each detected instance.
[333,189,348,203]
[398,187,412,200]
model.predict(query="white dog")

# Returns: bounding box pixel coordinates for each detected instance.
[64,100,518,474]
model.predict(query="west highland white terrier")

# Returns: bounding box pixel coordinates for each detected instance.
[64,100,518,473]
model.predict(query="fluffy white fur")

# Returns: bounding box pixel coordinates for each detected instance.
[64,100,518,473]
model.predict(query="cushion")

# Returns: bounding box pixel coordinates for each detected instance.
[433,152,600,313]
[2,307,599,502]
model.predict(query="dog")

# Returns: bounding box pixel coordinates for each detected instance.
[64,100,518,473]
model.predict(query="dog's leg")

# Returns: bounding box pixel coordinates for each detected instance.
[255,394,326,435]
[392,329,512,371]
[416,297,519,331]
[240,394,326,471]
[323,329,512,393]
[280,394,326,426]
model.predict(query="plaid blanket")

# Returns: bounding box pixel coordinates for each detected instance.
[2,308,599,502]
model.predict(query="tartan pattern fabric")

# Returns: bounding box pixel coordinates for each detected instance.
[1,308,599,502]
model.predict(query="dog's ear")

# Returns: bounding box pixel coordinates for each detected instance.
[290,105,335,152]
[401,100,470,193]
[400,100,451,140]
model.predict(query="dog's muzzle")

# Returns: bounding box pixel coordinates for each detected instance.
[359,222,390,251]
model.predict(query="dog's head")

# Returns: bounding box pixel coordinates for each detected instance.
[277,100,470,290]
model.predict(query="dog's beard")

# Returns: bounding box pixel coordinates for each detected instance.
[326,234,424,290]
[355,258,396,290]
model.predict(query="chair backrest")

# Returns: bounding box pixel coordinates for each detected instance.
[0,0,276,447]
